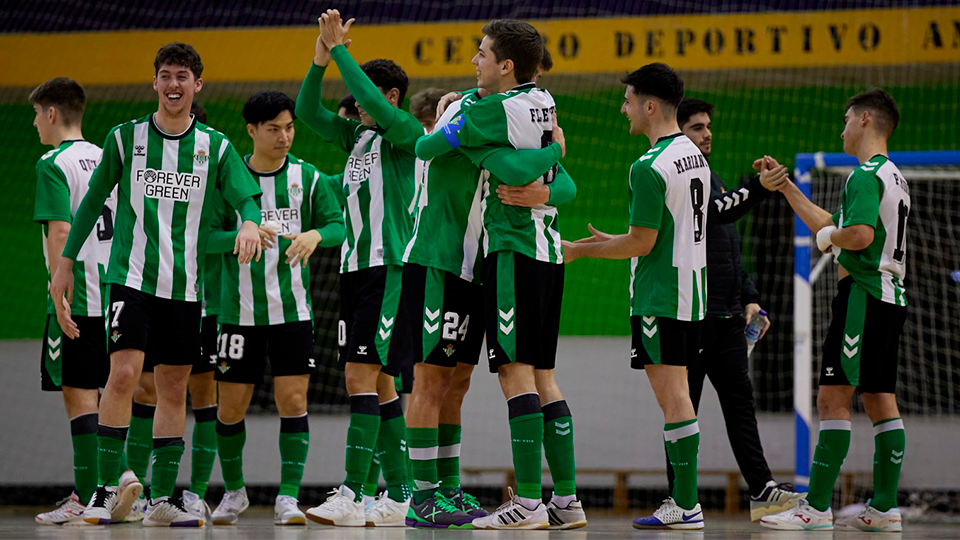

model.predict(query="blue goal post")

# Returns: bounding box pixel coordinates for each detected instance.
[791,150,960,490]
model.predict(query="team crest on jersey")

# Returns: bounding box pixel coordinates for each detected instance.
[194,149,208,165]
[110,330,121,343]
[288,183,303,198]
[443,344,456,358]
[218,361,231,374]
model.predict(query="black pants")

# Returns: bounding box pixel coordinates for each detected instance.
[665,315,774,496]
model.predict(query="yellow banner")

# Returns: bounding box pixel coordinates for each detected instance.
[1,7,957,87]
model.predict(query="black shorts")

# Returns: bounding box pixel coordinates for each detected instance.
[338,266,404,376]
[820,277,907,394]
[143,315,220,374]
[41,315,109,391]
[214,321,315,384]
[630,316,702,370]
[393,263,485,369]
[107,284,201,367]
[483,251,563,373]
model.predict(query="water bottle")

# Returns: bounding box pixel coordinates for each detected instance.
[745,309,768,357]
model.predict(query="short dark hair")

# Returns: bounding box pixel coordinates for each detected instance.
[154,42,203,79]
[409,88,447,124]
[540,46,553,74]
[361,59,409,105]
[621,63,684,109]
[190,102,208,124]
[28,77,86,126]
[243,91,296,125]
[677,98,714,127]
[846,88,900,136]
[338,94,359,118]
[481,19,543,84]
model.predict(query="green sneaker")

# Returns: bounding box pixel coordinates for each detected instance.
[405,492,474,529]
[447,488,488,518]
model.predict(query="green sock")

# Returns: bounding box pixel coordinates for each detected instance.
[127,402,155,484]
[189,406,218,498]
[216,419,246,491]
[97,425,128,486]
[344,394,380,502]
[408,427,439,504]
[807,420,852,512]
[151,438,185,499]
[872,418,905,512]
[664,419,700,510]
[437,423,461,493]
[279,415,310,498]
[378,398,411,502]
[71,414,99,505]
[118,445,129,472]
[508,394,544,501]
[542,401,576,497]
[363,455,381,498]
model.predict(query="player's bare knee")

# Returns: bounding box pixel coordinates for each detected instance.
[861,392,899,423]
[817,386,853,419]
[344,363,379,394]
[276,391,308,417]
[62,387,98,417]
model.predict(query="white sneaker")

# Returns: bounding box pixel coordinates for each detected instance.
[82,486,118,525]
[124,495,146,522]
[632,497,704,530]
[182,490,210,524]
[114,469,143,522]
[362,494,376,511]
[750,480,806,521]
[274,495,306,526]
[143,497,204,527]
[211,486,249,525]
[836,502,902,532]
[364,491,409,527]
[35,492,86,525]
[760,498,834,530]
[305,485,365,527]
[471,487,549,530]
[545,494,587,530]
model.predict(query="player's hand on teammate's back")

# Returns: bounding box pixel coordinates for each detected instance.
[319,9,355,50]
[436,92,462,119]
[50,258,79,338]
[552,114,566,157]
[745,303,772,339]
[497,182,550,207]
[284,230,323,267]
[259,224,279,249]
[235,221,262,264]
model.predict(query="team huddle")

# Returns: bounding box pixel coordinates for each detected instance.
[31,11,910,533]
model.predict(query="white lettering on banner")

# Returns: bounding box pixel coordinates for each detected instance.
[135,168,201,202]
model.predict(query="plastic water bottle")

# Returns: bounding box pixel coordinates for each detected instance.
[745,309,768,357]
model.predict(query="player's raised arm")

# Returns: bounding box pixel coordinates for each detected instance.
[294,17,361,153]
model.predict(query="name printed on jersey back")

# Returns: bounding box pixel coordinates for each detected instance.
[135,168,202,201]
[346,151,379,182]
[529,105,556,124]
[77,158,99,172]
[673,153,708,175]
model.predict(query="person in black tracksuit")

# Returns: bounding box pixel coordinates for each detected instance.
[665,98,802,521]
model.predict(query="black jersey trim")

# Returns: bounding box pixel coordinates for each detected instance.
[149,113,197,141]
[244,155,289,177]
[656,132,684,143]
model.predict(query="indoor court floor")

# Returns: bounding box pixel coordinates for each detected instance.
[1,508,958,540]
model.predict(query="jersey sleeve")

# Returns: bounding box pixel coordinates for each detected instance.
[216,137,262,223]
[841,167,882,228]
[206,192,239,254]
[547,163,577,206]
[469,143,561,186]
[308,169,346,248]
[629,163,666,230]
[415,99,508,161]
[63,127,123,260]
[34,157,72,223]
[295,63,362,153]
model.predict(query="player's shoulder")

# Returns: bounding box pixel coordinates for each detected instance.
[848,154,888,185]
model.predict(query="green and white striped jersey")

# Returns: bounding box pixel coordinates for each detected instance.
[439,83,563,264]
[215,154,344,325]
[201,253,221,317]
[832,155,909,305]
[403,92,485,281]
[85,114,261,301]
[331,118,419,274]
[34,140,116,317]
[628,134,709,321]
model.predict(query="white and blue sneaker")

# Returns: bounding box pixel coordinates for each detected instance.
[760,498,833,530]
[632,498,704,530]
